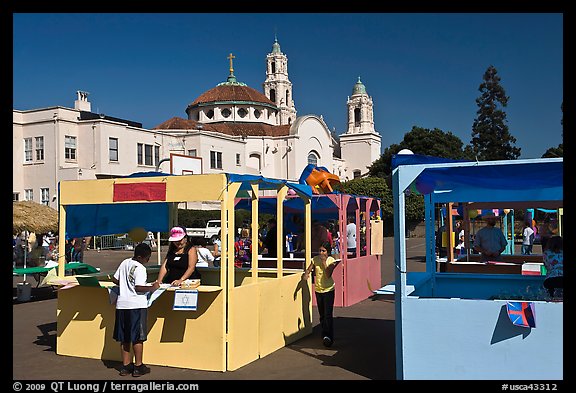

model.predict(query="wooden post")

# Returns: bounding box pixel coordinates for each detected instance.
[447,202,454,262]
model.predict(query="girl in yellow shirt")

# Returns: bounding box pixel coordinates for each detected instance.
[303,241,340,347]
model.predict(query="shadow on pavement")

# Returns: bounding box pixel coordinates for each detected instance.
[287,317,396,380]
[33,322,57,352]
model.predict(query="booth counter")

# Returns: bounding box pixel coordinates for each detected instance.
[56,268,310,371]
[392,155,563,380]
[54,173,315,371]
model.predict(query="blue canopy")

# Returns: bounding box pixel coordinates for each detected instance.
[227,174,313,198]
[393,154,563,204]
[63,172,313,238]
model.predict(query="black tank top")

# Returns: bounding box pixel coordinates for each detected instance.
[164,248,201,283]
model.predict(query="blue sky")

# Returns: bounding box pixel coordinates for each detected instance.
[13,13,563,159]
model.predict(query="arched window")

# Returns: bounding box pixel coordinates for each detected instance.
[285,91,289,105]
[248,153,261,171]
[354,108,361,127]
[271,62,276,73]
[308,152,318,166]
[270,89,276,103]
[353,170,361,178]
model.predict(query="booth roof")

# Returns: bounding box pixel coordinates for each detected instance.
[64,172,313,238]
[227,174,313,198]
[392,154,563,204]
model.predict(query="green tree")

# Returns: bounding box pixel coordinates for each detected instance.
[470,65,521,160]
[366,126,472,224]
[368,126,472,178]
[341,177,393,218]
[542,145,563,158]
[542,101,563,158]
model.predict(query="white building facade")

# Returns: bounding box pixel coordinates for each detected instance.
[13,39,381,209]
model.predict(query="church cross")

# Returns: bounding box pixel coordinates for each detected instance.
[227,53,235,74]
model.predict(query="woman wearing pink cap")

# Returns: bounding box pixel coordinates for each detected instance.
[156,226,200,286]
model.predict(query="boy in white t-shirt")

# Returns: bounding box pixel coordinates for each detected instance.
[110,243,159,377]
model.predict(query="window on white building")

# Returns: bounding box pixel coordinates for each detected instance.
[41,188,49,206]
[254,109,261,119]
[221,108,231,118]
[307,152,318,166]
[24,138,33,162]
[248,153,261,171]
[25,189,33,201]
[154,145,160,166]
[145,144,153,166]
[354,108,361,127]
[109,138,118,162]
[13,193,19,201]
[353,170,361,178]
[238,108,247,118]
[188,149,197,157]
[137,143,154,166]
[270,89,276,103]
[65,136,77,160]
[206,109,214,119]
[236,153,241,166]
[210,151,222,169]
[35,136,44,161]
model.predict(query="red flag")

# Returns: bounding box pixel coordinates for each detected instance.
[113,182,166,202]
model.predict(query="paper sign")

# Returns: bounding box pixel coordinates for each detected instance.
[173,289,198,311]
[147,287,167,307]
[506,301,536,328]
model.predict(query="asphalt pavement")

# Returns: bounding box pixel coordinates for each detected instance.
[12,237,428,381]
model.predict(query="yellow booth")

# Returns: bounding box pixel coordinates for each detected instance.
[54,173,314,371]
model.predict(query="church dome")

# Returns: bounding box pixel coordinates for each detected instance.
[352,76,367,95]
[272,37,282,54]
[188,83,275,108]
[184,59,279,126]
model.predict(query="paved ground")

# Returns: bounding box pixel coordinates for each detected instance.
[12,237,428,381]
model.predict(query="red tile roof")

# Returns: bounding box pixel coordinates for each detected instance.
[154,117,291,137]
[189,84,275,107]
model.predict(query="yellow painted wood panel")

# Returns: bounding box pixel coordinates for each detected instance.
[59,174,228,205]
[280,273,313,343]
[258,279,285,358]
[227,284,260,371]
[56,287,117,360]
[57,286,226,371]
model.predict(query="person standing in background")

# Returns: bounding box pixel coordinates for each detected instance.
[212,230,221,267]
[542,235,563,298]
[192,237,215,268]
[521,221,535,255]
[346,216,357,258]
[263,218,277,258]
[473,212,508,262]
[311,220,329,256]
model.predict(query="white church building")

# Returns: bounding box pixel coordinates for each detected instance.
[13,38,381,208]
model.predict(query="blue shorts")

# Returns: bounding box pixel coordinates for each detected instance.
[113,308,148,344]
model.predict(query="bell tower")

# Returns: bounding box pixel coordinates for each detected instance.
[340,77,382,178]
[263,36,297,125]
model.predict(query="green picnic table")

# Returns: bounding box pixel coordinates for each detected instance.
[13,263,100,286]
